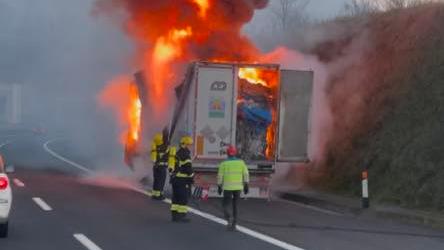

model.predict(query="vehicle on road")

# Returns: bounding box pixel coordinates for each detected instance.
[128,62,313,199]
[167,62,313,198]
[0,155,11,238]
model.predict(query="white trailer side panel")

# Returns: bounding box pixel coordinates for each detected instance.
[194,65,236,160]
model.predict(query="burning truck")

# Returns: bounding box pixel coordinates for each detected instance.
[127,61,313,198]
[96,0,314,199]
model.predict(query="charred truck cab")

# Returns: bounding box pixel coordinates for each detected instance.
[165,62,313,199]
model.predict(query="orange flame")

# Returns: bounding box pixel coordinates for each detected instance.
[193,0,209,18]
[128,84,142,142]
[238,68,267,86]
[151,27,192,101]
[98,77,141,148]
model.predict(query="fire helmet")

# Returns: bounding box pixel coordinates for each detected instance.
[153,133,163,146]
[180,136,193,146]
[226,145,237,157]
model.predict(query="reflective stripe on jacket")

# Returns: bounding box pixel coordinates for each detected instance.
[217,158,249,191]
[173,147,193,179]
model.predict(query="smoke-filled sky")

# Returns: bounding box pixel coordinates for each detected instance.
[0,0,405,163]
[0,0,384,161]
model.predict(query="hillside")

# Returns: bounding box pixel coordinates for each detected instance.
[307,3,444,210]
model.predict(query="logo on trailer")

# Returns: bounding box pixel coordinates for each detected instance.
[210,81,227,91]
[209,96,225,118]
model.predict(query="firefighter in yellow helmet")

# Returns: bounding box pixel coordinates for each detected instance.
[150,132,175,200]
[170,136,194,222]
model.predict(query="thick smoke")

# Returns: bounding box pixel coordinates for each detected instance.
[0,0,134,171]
[94,0,269,62]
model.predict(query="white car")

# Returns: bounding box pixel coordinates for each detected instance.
[0,155,11,238]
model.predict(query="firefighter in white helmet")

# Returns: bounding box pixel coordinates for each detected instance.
[150,132,175,200]
[170,136,194,222]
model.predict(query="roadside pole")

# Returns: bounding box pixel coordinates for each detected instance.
[362,168,369,208]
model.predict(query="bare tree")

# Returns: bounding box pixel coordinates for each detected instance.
[384,0,414,9]
[341,0,433,16]
[341,0,379,16]
[382,0,434,9]
[271,0,309,32]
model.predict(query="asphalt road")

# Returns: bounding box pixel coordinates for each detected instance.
[1,134,444,250]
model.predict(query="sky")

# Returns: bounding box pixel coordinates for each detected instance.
[306,0,349,18]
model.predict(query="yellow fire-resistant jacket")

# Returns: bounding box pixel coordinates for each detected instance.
[150,142,176,170]
[217,157,249,191]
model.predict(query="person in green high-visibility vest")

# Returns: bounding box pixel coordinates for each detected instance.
[217,145,249,231]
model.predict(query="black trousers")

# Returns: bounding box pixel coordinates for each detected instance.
[171,178,190,214]
[223,190,241,224]
[152,165,167,195]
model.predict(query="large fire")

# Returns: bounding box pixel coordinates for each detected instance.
[193,0,209,18]
[239,68,267,86]
[128,84,142,142]
[98,76,141,145]
[238,67,278,159]
[96,0,276,161]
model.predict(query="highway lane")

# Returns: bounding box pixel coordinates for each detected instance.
[0,135,294,250]
[1,135,444,250]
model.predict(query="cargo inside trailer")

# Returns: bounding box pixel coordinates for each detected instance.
[236,67,279,162]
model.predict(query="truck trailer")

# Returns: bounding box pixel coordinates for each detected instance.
[164,61,313,199]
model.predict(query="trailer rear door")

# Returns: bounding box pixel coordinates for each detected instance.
[277,70,313,162]
[195,65,236,160]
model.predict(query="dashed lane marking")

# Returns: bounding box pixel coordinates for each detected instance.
[13,178,25,187]
[32,197,53,211]
[44,138,305,250]
[74,234,103,250]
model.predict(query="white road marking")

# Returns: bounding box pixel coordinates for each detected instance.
[32,197,52,211]
[13,178,25,187]
[43,139,93,174]
[74,234,103,250]
[44,139,306,250]
[130,187,305,250]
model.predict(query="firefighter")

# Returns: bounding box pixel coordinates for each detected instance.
[150,133,174,200]
[217,145,249,231]
[170,136,194,222]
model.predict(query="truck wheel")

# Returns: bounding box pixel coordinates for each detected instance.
[0,222,8,238]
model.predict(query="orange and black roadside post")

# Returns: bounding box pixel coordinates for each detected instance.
[362,168,369,208]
